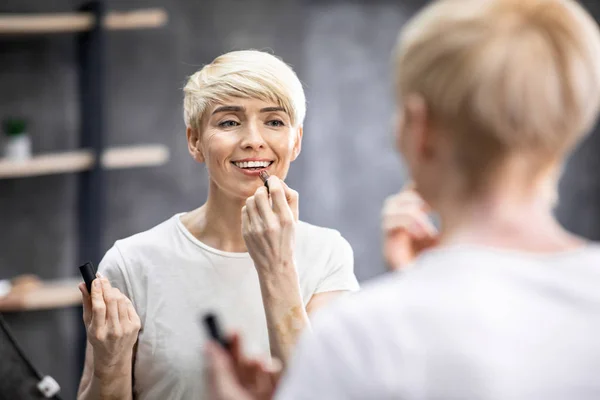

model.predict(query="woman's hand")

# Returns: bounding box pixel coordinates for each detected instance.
[382,185,439,271]
[206,334,280,400]
[79,275,141,376]
[242,177,308,364]
[242,176,299,277]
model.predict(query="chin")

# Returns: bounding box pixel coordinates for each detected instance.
[234,183,264,200]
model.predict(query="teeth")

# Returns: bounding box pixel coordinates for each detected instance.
[234,161,271,169]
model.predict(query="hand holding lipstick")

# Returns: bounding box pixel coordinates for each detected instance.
[79,274,140,376]
[242,173,299,274]
[242,173,307,364]
[381,183,439,271]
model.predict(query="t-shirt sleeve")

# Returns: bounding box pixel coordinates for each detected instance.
[96,243,137,310]
[274,304,366,400]
[314,232,360,294]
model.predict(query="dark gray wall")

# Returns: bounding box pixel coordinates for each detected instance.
[1,0,600,398]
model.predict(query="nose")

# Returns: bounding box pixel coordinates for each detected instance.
[239,121,266,151]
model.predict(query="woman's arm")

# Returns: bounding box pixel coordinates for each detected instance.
[77,341,134,400]
[243,177,306,365]
[244,177,355,365]
[255,260,309,365]
[76,277,140,400]
[258,288,348,364]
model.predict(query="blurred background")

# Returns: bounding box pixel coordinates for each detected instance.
[1,0,600,398]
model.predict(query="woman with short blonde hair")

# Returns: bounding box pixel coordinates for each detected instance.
[77,49,358,400]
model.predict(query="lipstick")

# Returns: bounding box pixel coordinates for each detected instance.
[259,170,270,193]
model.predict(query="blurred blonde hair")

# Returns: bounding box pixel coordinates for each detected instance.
[394,0,600,184]
[183,50,306,132]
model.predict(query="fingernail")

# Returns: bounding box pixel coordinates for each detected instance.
[94,279,101,287]
[96,272,103,278]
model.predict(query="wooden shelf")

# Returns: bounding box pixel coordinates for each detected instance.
[0,277,82,312]
[102,144,170,170]
[0,144,170,178]
[0,8,167,35]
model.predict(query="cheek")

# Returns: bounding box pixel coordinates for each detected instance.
[270,130,296,160]
[202,132,233,165]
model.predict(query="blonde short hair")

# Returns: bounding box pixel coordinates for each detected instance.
[183,50,306,132]
[394,0,600,180]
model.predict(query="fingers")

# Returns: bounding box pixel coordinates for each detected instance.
[241,206,250,234]
[382,187,436,237]
[280,180,299,221]
[89,277,106,328]
[118,295,129,324]
[79,282,93,324]
[245,196,258,228]
[279,179,298,205]
[385,229,416,270]
[126,298,140,326]
[79,282,90,301]
[268,178,297,223]
[101,279,121,330]
[228,333,253,387]
[205,341,247,400]
[383,211,438,237]
[253,186,278,230]
[229,333,243,366]
[382,190,427,217]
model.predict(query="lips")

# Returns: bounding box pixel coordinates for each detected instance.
[231,159,273,176]
[232,160,273,169]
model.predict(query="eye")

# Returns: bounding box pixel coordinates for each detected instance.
[218,120,240,128]
[266,119,285,127]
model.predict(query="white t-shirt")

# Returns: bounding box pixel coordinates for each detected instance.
[97,213,359,400]
[277,245,600,400]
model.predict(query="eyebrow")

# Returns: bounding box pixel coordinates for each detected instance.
[260,107,286,113]
[211,105,287,115]
[212,105,244,115]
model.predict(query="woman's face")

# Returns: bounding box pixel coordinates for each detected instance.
[188,97,302,200]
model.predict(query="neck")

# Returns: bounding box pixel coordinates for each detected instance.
[182,181,247,253]
[433,166,584,253]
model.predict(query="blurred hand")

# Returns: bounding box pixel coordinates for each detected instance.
[206,333,281,400]
[382,185,439,271]
[79,275,141,375]
[242,176,299,277]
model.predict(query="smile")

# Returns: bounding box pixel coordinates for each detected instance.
[231,160,273,171]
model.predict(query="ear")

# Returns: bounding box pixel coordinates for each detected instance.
[291,126,303,161]
[399,94,431,162]
[186,126,205,163]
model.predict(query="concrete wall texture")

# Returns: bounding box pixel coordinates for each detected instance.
[1,0,599,398]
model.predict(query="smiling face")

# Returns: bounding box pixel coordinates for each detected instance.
[187,97,303,200]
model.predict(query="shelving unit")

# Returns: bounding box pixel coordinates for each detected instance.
[0,144,169,178]
[0,2,170,309]
[0,8,167,34]
[0,278,82,312]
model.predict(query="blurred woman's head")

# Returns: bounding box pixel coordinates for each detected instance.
[183,50,306,200]
[393,0,600,208]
